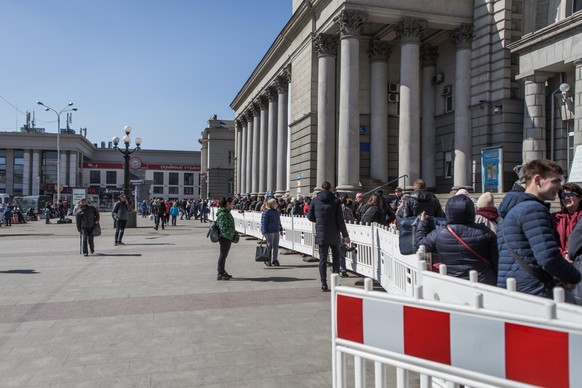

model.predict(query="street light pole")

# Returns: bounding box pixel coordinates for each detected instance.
[37,101,77,205]
[112,125,142,200]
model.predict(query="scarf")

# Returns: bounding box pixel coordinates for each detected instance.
[476,206,499,222]
[552,209,582,256]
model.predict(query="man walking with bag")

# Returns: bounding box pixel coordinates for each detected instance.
[112,194,132,246]
[307,181,350,292]
[76,198,99,256]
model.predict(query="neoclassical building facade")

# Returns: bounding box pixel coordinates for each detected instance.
[231,0,582,196]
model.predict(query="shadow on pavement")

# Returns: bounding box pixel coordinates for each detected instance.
[94,253,143,257]
[123,243,175,246]
[232,276,315,282]
[0,269,39,274]
[0,234,54,238]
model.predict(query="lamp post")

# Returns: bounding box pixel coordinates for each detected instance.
[37,101,77,205]
[112,126,142,227]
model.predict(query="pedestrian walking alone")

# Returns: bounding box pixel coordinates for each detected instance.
[261,198,282,267]
[112,194,132,246]
[75,198,100,256]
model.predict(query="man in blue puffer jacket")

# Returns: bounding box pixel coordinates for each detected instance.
[497,159,581,298]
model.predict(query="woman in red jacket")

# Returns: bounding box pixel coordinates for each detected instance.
[552,183,582,262]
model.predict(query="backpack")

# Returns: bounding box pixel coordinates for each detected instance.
[207,221,220,243]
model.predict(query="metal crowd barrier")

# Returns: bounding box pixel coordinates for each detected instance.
[209,207,582,386]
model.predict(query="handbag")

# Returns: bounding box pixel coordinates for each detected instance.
[207,221,220,243]
[255,241,271,262]
[92,223,101,237]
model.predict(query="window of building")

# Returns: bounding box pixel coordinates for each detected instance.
[227,179,234,195]
[90,170,100,184]
[106,171,117,185]
[184,173,194,186]
[13,150,24,195]
[184,187,194,195]
[575,0,582,13]
[153,186,163,194]
[0,149,6,165]
[228,150,235,164]
[442,84,453,113]
[153,172,164,185]
[169,187,179,195]
[0,149,6,193]
[169,172,179,185]
[444,151,453,179]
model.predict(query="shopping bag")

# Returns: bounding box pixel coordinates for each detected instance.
[255,241,271,262]
[92,223,102,237]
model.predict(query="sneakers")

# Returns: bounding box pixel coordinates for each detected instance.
[272,260,280,267]
[217,272,232,280]
[340,270,349,278]
[114,242,118,246]
[90,249,94,254]
[321,283,329,292]
[83,253,88,257]
[118,241,125,245]
[264,261,272,267]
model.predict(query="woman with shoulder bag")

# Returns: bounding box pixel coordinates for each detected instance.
[216,197,236,280]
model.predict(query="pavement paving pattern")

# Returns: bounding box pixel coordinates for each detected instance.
[0,214,419,387]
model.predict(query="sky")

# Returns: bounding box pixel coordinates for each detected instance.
[0,1,291,151]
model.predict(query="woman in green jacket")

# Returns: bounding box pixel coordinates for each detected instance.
[216,197,236,280]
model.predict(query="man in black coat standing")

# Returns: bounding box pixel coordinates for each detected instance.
[76,198,100,256]
[307,181,350,291]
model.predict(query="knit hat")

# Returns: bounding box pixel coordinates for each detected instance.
[476,192,495,208]
[455,188,470,197]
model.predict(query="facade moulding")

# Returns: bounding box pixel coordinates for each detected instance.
[508,12,582,54]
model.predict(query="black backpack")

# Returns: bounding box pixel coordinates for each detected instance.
[207,221,220,243]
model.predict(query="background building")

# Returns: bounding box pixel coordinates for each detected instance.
[231,0,582,196]
[0,129,201,209]
[198,115,235,199]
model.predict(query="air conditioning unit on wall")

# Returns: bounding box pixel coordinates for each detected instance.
[388,83,400,93]
[388,93,400,103]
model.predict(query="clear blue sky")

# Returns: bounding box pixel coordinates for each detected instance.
[0,1,291,151]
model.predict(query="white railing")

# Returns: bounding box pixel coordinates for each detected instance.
[210,208,582,387]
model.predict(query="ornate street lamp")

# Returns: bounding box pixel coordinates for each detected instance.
[37,101,78,204]
[112,125,142,199]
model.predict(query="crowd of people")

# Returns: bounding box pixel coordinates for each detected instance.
[209,159,582,304]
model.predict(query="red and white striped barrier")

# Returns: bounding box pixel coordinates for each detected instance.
[332,276,582,388]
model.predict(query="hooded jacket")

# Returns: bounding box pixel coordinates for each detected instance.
[307,190,348,245]
[416,195,498,285]
[497,191,581,297]
[402,189,444,218]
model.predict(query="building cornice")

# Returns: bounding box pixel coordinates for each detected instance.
[508,12,582,54]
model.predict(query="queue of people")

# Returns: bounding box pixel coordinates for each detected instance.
[211,160,582,303]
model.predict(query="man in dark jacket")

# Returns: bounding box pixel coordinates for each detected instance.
[402,179,444,218]
[307,181,350,291]
[76,198,100,256]
[112,194,132,246]
[497,159,581,298]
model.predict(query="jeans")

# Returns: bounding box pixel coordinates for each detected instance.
[217,236,232,275]
[318,244,341,284]
[115,219,127,243]
[264,232,279,263]
[155,215,165,229]
[171,215,177,226]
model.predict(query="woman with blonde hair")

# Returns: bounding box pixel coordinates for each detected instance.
[261,198,282,266]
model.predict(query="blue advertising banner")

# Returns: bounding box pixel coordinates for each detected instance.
[481,146,503,193]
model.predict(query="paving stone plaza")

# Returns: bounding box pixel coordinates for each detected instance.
[0,215,405,387]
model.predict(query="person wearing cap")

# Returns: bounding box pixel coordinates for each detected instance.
[76,198,100,256]
[112,194,132,246]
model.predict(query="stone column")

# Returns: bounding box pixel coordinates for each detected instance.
[522,72,550,163]
[574,59,582,149]
[245,111,254,195]
[32,151,40,195]
[395,19,426,186]
[369,40,392,183]
[452,24,474,189]
[421,44,438,188]
[251,102,261,195]
[266,87,278,194]
[275,72,289,197]
[335,10,366,193]
[69,152,77,187]
[235,120,243,194]
[314,33,338,189]
[258,95,269,195]
[240,117,248,194]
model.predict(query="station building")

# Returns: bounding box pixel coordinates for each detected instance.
[0,129,201,209]
[231,0,582,196]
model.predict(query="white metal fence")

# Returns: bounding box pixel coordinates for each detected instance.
[210,208,582,387]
